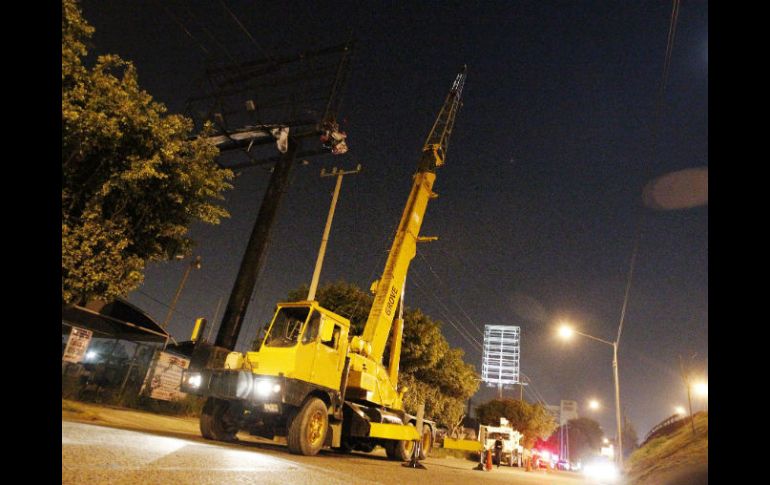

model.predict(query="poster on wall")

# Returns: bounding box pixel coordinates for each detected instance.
[62,326,93,363]
[141,351,190,401]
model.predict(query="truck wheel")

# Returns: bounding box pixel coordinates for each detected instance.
[200,397,241,442]
[356,442,375,453]
[287,397,328,456]
[385,437,414,461]
[418,424,432,460]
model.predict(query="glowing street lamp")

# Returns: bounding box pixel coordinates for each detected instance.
[674,406,686,416]
[588,399,600,411]
[558,324,575,339]
[693,381,708,398]
[557,322,624,467]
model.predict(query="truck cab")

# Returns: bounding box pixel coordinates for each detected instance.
[181,302,352,450]
[245,301,350,391]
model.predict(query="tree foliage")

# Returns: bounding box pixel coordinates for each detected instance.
[544,417,605,462]
[281,281,479,427]
[475,398,558,449]
[62,0,232,305]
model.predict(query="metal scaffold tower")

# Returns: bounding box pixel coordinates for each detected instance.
[481,325,521,399]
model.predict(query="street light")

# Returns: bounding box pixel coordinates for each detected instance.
[588,399,600,411]
[674,406,686,416]
[558,324,575,339]
[557,322,624,468]
[693,381,708,398]
[162,255,202,330]
[680,356,707,435]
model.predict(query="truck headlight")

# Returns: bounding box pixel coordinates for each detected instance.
[187,373,202,389]
[255,379,281,397]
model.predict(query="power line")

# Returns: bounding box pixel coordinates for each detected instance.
[410,267,483,350]
[219,0,274,61]
[156,1,211,57]
[410,271,481,351]
[520,372,548,406]
[182,4,239,64]
[434,245,530,326]
[652,0,681,145]
[134,289,197,322]
[409,267,484,352]
[417,251,484,338]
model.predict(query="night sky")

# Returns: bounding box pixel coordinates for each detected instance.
[78,0,708,439]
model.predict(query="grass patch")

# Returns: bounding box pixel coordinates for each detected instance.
[431,447,477,460]
[62,399,101,421]
[625,412,708,485]
[62,400,83,414]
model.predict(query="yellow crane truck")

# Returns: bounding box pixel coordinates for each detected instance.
[181,67,467,458]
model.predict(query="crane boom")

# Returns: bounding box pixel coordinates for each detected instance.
[361,67,467,362]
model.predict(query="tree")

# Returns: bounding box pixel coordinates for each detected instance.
[62,0,232,305]
[279,281,479,428]
[475,398,558,449]
[544,417,604,462]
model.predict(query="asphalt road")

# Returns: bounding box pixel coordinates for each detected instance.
[62,421,598,485]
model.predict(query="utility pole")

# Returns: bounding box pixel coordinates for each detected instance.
[216,140,298,350]
[612,340,623,467]
[187,41,354,354]
[307,164,362,301]
[162,256,201,330]
[518,381,528,401]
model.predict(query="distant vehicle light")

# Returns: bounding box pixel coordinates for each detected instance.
[584,458,619,482]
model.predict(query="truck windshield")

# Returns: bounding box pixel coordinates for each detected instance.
[489,433,510,440]
[264,307,310,348]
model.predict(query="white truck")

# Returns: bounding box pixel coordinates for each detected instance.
[478,420,524,467]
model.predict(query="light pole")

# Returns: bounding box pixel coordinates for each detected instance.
[679,355,707,435]
[162,256,201,330]
[307,164,361,301]
[558,324,624,468]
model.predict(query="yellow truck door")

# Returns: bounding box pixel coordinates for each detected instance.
[309,315,345,390]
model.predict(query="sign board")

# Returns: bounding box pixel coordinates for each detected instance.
[600,445,615,460]
[62,326,93,363]
[141,351,190,401]
[560,400,578,425]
